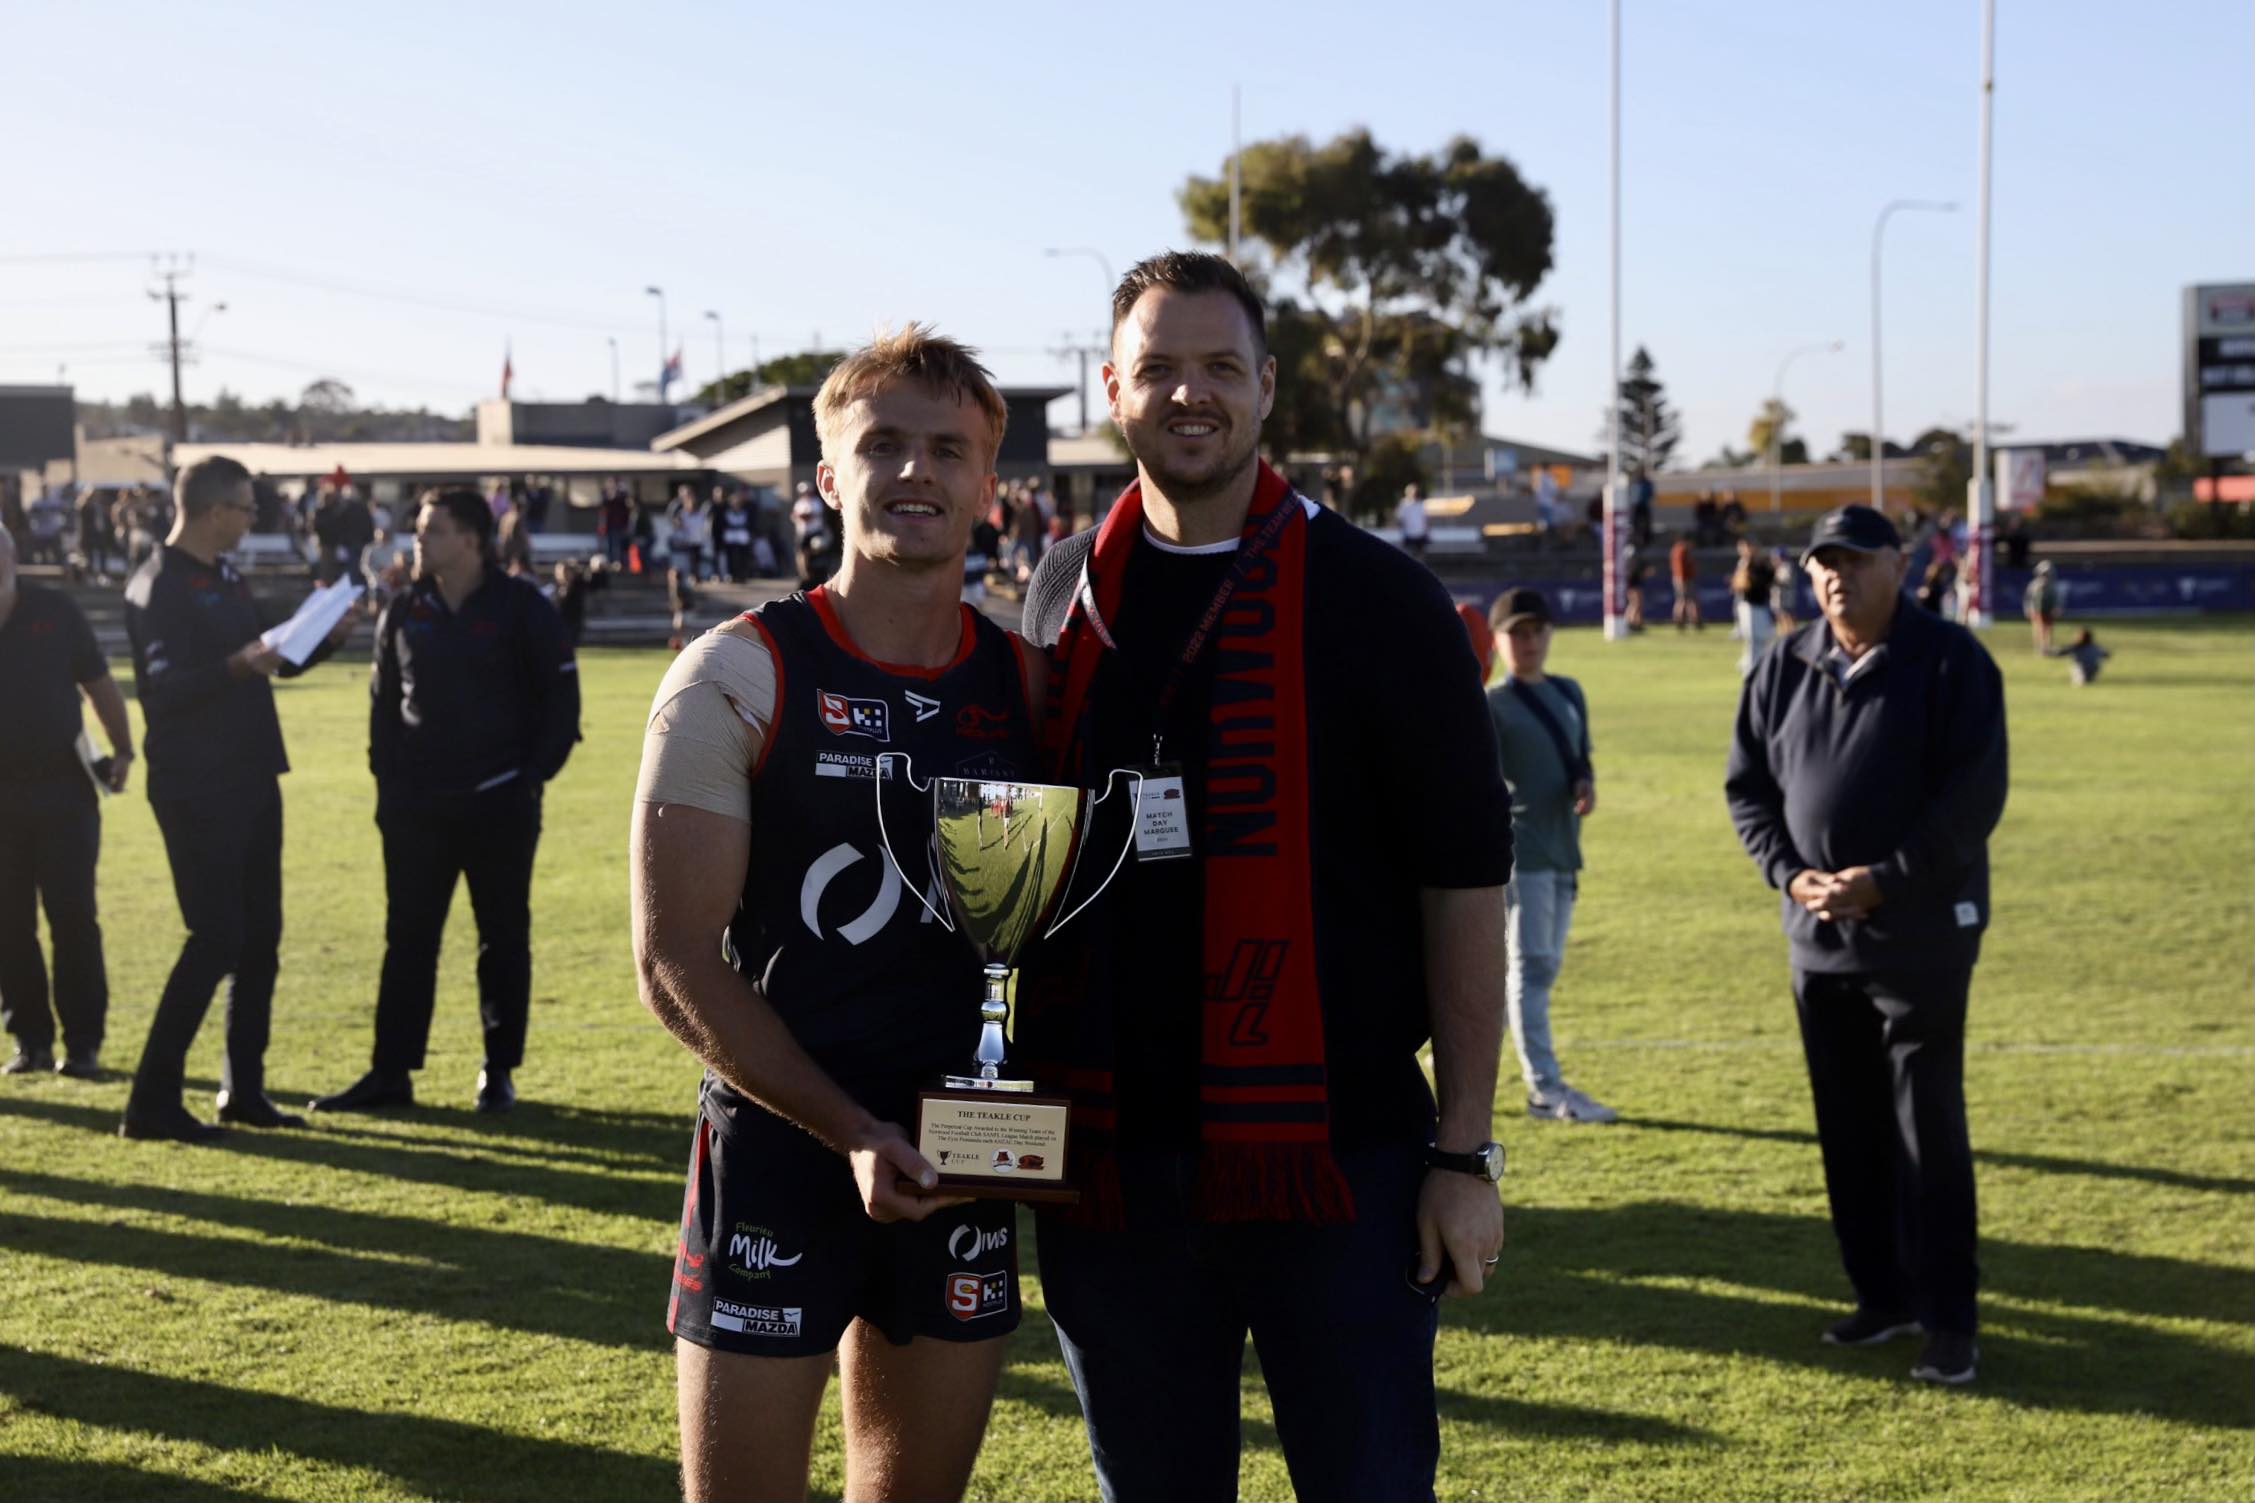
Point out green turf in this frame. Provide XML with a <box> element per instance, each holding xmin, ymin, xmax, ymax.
<box><xmin>2</xmin><ymin>616</ymin><xmax>2248</xmax><ymax>1501</ymax></box>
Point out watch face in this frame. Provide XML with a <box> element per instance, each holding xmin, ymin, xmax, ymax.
<box><xmin>1480</xmin><ymin>1143</ymin><xmax>1506</xmax><ymax>1180</ymax></box>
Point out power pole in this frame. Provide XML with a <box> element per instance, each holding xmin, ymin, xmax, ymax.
<box><xmin>1050</xmin><ymin>331</ymin><xmax>1106</xmax><ymax>433</ymax></box>
<box><xmin>149</xmin><ymin>255</ymin><xmax>193</xmax><ymax>443</ymax></box>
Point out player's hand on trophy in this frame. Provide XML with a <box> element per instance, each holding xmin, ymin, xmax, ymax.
<box><xmin>850</xmin><ymin>1120</ymin><xmax>972</xmax><ymax>1223</ymax></box>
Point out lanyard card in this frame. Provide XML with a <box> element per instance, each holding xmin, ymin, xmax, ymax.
<box><xmin>1131</xmin><ymin>763</ymin><xmax>1194</xmax><ymax>862</ymax></box>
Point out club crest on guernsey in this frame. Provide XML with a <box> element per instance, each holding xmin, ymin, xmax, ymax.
<box><xmin>818</xmin><ymin>689</ymin><xmax>890</xmax><ymax>742</ymax></box>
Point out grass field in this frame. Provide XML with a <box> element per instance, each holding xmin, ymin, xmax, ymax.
<box><xmin>1</xmin><ymin>615</ymin><xmax>2248</xmax><ymax>1502</ymax></box>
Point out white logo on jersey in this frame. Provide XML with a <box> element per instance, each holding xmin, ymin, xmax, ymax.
<box><xmin>799</xmin><ymin>842</ymin><xmax>944</xmax><ymax>944</ymax></box>
<box><xmin>906</xmin><ymin>690</ymin><xmax>942</xmax><ymax>723</ymax></box>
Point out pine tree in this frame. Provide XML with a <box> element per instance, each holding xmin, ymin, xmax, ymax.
<box><xmin>1596</xmin><ymin>346</ymin><xmax>1681</xmax><ymax>472</ymax></box>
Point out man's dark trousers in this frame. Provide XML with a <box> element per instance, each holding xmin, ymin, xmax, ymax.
<box><xmin>0</xmin><ymin>777</ymin><xmax>107</xmax><ymax>1058</ymax></box>
<box><xmin>133</xmin><ymin>780</ymin><xmax>284</xmax><ymax>1104</ymax></box>
<box><xmin>371</xmin><ymin>785</ymin><xmax>541</xmax><ymax>1074</ymax></box>
<box><xmin>1037</xmin><ymin>1144</ymin><xmax>1440</xmax><ymax>1503</ymax></box>
<box><xmin>1794</xmin><ymin>965</ymin><xmax>1979</xmax><ymax>1336</ymax></box>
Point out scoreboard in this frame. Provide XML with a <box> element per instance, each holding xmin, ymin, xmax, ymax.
<box><xmin>2184</xmin><ymin>283</ymin><xmax>2255</xmax><ymax>461</ymax></box>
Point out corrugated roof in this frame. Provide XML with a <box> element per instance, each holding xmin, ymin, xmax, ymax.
<box><xmin>171</xmin><ymin>441</ymin><xmax>699</xmax><ymax>479</ymax></box>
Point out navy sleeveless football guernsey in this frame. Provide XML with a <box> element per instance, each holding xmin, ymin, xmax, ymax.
<box><xmin>709</xmin><ymin>587</ymin><xmax>1038</xmax><ymax>1118</ymax></box>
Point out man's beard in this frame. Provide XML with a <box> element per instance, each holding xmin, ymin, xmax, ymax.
<box><xmin>1122</xmin><ymin>420</ymin><xmax>1260</xmax><ymax>506</ymax></box>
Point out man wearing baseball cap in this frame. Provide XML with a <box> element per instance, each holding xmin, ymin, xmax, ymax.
<box><xmin>1725</xmin><ymin>504</ymin><xmax>2007</xmax><ymax>1385</ymax></box>
<box><xmin>1485</xmin><ymin>587</ymin><xmax>1615</xmax><ymax>1124</ymax></box>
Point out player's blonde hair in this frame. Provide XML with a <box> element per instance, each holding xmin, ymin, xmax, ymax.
<box><xmin>812</xmin><ymin>325</ymin><xmax>1008</xmax><ymax>464</ymax></box>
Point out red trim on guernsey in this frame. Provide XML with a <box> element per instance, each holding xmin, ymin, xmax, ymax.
<box><xmin>739</xmin><ymin>611</ymin><xmax>786</xmax><ymax>783</ymax></box>
<box><xmin>1009</xmin><ymin>633</ymin><xmax>1036</xmax><ymax>722</ymax></box>
<box><xmin>806</xmin><ymin>584</ymin><xmax>974</xmax><ymax>681</ymax></box>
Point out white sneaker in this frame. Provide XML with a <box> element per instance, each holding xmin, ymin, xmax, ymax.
<box><xmin>1527</xmin><ymin>1085</ymin><xmax>1619</xmax><ymax>1124</ymax></box>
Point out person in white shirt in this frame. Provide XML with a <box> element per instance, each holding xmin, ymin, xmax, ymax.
<box><xmin>1395</xmin><ymin>483</ymin><xmax>1430</xmax><ymax>559</ymax></box>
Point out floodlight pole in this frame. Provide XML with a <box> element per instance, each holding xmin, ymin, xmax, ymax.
<box><xmin>1967</xmin><ymin>0</ymin><xmax>1999</xmax><ymax>626</ymax></box>
<box><xmin>1603</xmin><ymin>0</ymin><xmax>1627</xmax><ymax>641</ymax></box>
<box><xmin>645</xmin><ymin>285</ymin><xmax>667</xmax><ymax>401</ymax></box>
<box><xmin>1869</xmin><ymin>199</ymin><xmax>1957</xmax><ymax>511</ymax></box>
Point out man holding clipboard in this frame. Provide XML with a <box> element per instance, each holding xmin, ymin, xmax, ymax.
<box><xmin>120</xmin><ymin>455</ymin><xmax>354</xmax><ymax>1142</ymax></box>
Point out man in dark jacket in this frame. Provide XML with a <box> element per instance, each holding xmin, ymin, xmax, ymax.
<box><xmin>313</xmin><ymin>487</ymin><xmax>580</xmax><ymax>1116</ymax></box>
<box><xmin>1726</xmin><ymin>504</ymin><xmax>2007</xmax><ymax>1386</ymax></box>
<box><xmin>121</xmin><ymin>456</ymin><xmax>353</xmax><ymax>1142</ymax></box>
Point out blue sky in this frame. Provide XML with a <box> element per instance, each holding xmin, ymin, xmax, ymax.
<box><xmin>4</xmin><ymin>0</ymin><xmax>2247</xmax><ymax>462</ymax></box>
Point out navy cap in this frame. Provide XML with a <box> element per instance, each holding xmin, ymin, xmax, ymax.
<box><xmin>1802</xmin><ymin>504</ymin><xmax>1902</xmax><ymax>566</ymax></box>
<box><xmin>1489</xmin><ymin>586</ymin><xmax>1553</xmax><ymax>631</ymax></box>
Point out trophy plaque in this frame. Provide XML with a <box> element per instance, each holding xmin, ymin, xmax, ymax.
<box><xmin>876</xmin><ymin>758</ymin><xmax>1139</xmax><ymax>1203</ymax></box>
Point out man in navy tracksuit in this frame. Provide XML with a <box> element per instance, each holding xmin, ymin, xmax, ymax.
<box><xmin>1726</xmin><ymin>504</ymin><xmax>2007</xmax><ymax>1387</ymax></box>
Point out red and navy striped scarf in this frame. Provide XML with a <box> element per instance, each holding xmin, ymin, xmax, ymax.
<box><xmin>1035</xmin><ymin>460</ymin><xmax>1354</xmax><ymax>1225</ymax></box>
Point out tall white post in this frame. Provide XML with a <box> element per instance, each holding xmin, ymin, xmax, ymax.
<box><xmin>1869</xmin><ymin>199</ymin><xmax>1958</xmax><ymax>512</ymax></box>
<box><xmin>1603</xmin><ymin>0</ymin><xmax>1627</xmax><ymax>640</ymax></box>
<box><xmin>1229</xmin><ymin>85</ymin><xmax>1242</xmax><ymax>264</ymax></box>
<box><xmin>1967</xmin><ymin>0</ymin><xmax>1998</xmax><ymax>626</ymax></box>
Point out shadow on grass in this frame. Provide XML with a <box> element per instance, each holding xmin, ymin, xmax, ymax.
<box><xmin>0</xmin><ymin>1454</ymin><xmax>256</xmax><ymax>1503</ymax></box>
<box><xmin>1</xmin><ymin>1165</ymin><xmax>669</xmax><ymax>1354</ymax></box>
<box><xmin>0</xmin><ymin>1345</ymin><xmax>675</xmax><ymax>1502</ymax></box>
<box><xmin>1632</xmin><ymin>1114</ymin><xmax>2255</xmax><ymax>1197</ymax></box>
<box><xmin>0</xmin><ymin>1093</ymin><xmax>678</xmax><ymax>1221</ymax></box>
<box><xmin>1464</xmin><ymin>1201</ymin><xmax>2255</xmax><ymax>1431</ymax></box>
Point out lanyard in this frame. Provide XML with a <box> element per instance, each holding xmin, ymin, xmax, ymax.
<box><xmin>1074</xmin><ymin>494</ymin><xmax>1299</xmax><ymax>766</ymax></box>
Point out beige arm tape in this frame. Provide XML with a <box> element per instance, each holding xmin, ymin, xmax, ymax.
<box><xmin>633</xmin><ymin>626</ymin><xmax>779</xmax><ymax>822</ymax></box>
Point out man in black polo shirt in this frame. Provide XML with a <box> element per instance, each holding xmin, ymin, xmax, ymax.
<box><xmin>122</xmin><ymin>455</ymin><xmax>353</xmax><ymax>1143</ymax></box>
<box><xmin>312</xmin><ymin>487</ymin><xmax>579</xmax><ymax>1116</ymax></box>
<box><xmin>1022</xmin><ymin>252</ymin><xmax>1513</xmax><ymax>1503</ymax></box>
<box><xmin>0</xmin><ymin>529</ymin><xmax>134</xmax><ymax>1078</ymax></box>
<box><xmin>1727</xmin><ymin>504</ymin><xmax>2008</xmax><ymax>1387</ymax></box>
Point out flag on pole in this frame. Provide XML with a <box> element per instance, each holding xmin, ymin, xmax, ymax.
<box><xmin>660</xmin><ymin>344</ymin><xmax>684</xmax><ymax>395</ymax></box>
<box><xmin>501</xmin><ymin>340</ymin><xmax>514</xmax><ymax>400</ymax></box>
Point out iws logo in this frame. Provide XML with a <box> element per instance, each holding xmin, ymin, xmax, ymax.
<box><xmin>945</xmin><ymin>1270</ymin><xmax>1010</xmax><ymax>1322</ymax></box>
<box><xmin>799</xmin><ymin>842</ymin><xmax>943</xmax><ymax>945</ymax></box>
<box><xmin>819</xmin><ymin>689</ymin><xmax>890</xmax><ymax>742</ymax></box>
<box><xmin>726</xmin><ymin>1223</ymin><xmax>802</xmax><ymax>1280</ymax></box>
<box><xmin>948</xmin><ymin>1223</ymin><xmax>1010</xmax><ymax>1263</ymax></box>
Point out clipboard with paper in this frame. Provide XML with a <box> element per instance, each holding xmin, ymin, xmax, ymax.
<box><xmin>259</xmin><ymin>578</ymin><xmax>362</xmax><ymax>666</ymax></box>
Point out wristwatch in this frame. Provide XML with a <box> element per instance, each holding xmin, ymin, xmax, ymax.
<box><xmin>1424</xmin><ymin>1141</ymin><xmax>1506</xmax><ymax>1182</ymax></box>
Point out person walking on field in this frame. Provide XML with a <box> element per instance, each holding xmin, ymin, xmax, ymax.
<box><xmin>313</xmin><ymin>488</ymin><xmax>580</xmax><ymax>1118</ymax></box>
<box><xmin>1726</xmin><ymin>503</ymin><xmax>2007</xmax><ymax>1387</ymax></box>
<box><xmin>1670</xmin><ymin>531</ymin><xmax>1702</xmax><ymax>630</ymax></box>
<box><xmin>1730</xmin><ymin>537</ymin><xmax>1777</xmax><ymax>677</ymax></box>
<box><xmin>1395</xmin><ymin>480</ymin><xmax>1431</xmax><ymax>559</ymax></box>
<box><xmin>2022</xmin><ymin>560</ymin><xmax>2059</xmax><ymax>655</ymax></box>
<box><xmin>1486</xmin><ymin>586</ymin><xmax>1616</xmax><ymax>1124</ymax></box>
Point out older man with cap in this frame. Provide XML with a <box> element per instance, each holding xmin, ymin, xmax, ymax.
<box><xmin>1725</xmin><ymin>503</ymin><xmax>2007</xmax><ymax>1386</ymax></box>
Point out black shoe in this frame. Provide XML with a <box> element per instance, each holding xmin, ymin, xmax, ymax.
<box><xmin>1822</xmin><ymin>1307</ymin><xmax>1921</xmax><ymax>1347</ymax></box>
<box><xmin>55</xmin><ymin>1051</ymin><xmax>101</xmax><ymax>1080</ymax></box>
<box><xmin>1910</xmin><ymin>1332</ymin><xmax>1979</xmax><ymax>1385</ymax></box>
<box><xmin>119</xmin><ymin>1101</ymin><xmax>229</xmax><ymax>1144</ymax></box>
<box><xmin>474</xmin><ymin>1067</ymin><xmax>515</xmax><ymax>1115</ymax></box>
<box><xmin>309</xmin><ymin>1069</ymin><xmax>415</xmax><ymax>1113</ymax></box>
<box><xmin>216</xmin><ymin>1089</ymin><xmax>308</xmax><ymax>1129</ymax></box>
<box><xmin>4</xmin><ymin>1046</ymin><xmax>55</xmax><ymax>1075</ymax></box>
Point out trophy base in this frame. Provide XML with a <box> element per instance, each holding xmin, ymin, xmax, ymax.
<box><xmin>912</xmin><ymin>1084</ymin><xmax>1076</xmax><ymax>1205</ymax></box>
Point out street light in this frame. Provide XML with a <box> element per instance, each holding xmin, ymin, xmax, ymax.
<box><xmin>1043</xmin><ymin>245</ymin><xmax>1115</xmax><ymax>294</ymax></box>
<box><xmin>644</xmin><ymin>285</ymin><xmax>667</xmax><ymax>400</ymax></box>
<box><xmin>1869</xmin><ymin>198</ymin><xmax>1957</xmax><ymax>509</ymax></box>
<box><xmin>606</xmin><ymin>336</ymin><xmax>620</xmax><ymax>403</ymax></box>
<box><xmin>703</xmin><ymin>310</ymin><xmax>725</xmax><ymax>400</ymax></box>
<box><xmin>1770</xmin><ymin>339</ymin><xmax>1844</xmax><ymax>513</ymax></box>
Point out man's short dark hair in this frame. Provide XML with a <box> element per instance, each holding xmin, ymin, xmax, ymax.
<box><xmin>1110</xmin><ymin>251</ymin><xmax>1268</xmax><ymax>358</ymax></box>
<box><xmin>419</xmin><ymin>486</ymin><xmax>495</xmax><ymax>553</ymax></box>
<box><xmin>175</xmin><ymin>455</ymin><xmax>252</xmax><ymax>518</ymax></box>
